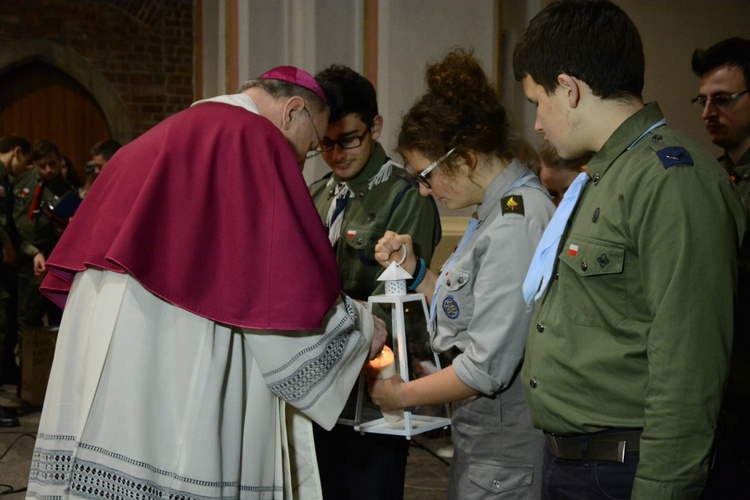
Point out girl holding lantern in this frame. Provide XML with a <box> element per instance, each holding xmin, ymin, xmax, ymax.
<box><xmin>371</xmin><ymin>49</ymin><xmax>554</xmax><ymax>498</ymax></box>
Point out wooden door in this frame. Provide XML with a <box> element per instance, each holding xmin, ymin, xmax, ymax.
<box><xmin>0</xmin><ymin>61</ymin><xmax>111</xmax><ymax>183</ymax></box>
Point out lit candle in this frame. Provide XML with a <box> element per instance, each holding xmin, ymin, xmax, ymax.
<box><xmin>368</xmin><ymin>345</ymin><xmax>404</xmax><ymax>424</ymax></box>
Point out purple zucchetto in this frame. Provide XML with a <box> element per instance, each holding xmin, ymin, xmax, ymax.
<box><xmin>258</xmin><ymin>66</ymin><xmax>327</xmax><ymax>104</ymax></box>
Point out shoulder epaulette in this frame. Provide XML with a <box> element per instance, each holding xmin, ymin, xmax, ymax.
<box><xmin>647</xmin><ymin>133</ymin><xmax>694</xmax><ymax>169</ymax></box>
<box><xmin>655</xmin><ymin>146</ymin><xmax>694</xmax><ymax>169</ymax></box>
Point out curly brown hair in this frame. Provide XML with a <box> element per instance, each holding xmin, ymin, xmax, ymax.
<box><xmin>398</xmin><ymin>48</ymin><xmax>536</xmax><ymax>179</ymax></box>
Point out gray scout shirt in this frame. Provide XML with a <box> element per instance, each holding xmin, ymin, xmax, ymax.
<box><xmin>431</xmin><ymin>159</ymin><xmax>555</xmax><ymax>395</ymax></box>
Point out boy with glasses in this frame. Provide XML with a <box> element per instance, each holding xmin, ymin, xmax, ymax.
<box><xmin>309</xmin><ymin>64</ymin><xmax>441</xmax><ymax>500</ymax></box>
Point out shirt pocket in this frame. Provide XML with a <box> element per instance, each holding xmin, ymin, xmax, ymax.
<box><xmin>343</xmin><ymin>225</ymin><xmax>383</xmax><ymax>266</ymax></box>
<box><xmin>557</xmin><ymin>235</ymin><xmax>626</xmax><ymax>327</ymax></box>
<box><xmin>438</xmin><ymin>266</ymin><xmax>472</xmax><ymax>327</ymax></box>
<box><xmin>467</xmin><ymin>460</ymin><xmax>534</xmax><ymax>497</ymax></box>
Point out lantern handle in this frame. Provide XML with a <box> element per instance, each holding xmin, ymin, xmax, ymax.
<box><xmin>387</xmin><ymin>245</ymin><xmax>407</xmax><ymax>267</ymax></box>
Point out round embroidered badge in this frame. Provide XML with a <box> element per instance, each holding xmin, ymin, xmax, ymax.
<box><xmin>442</xmin><ymin>296</ymin><xmax>459</xmax><ymax>319</ymax></box>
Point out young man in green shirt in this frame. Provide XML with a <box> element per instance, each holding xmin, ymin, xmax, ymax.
<box><xmin>13</xmin><ymin>140</ymin><xmax>77</xmax><ymax>330</ymax></box>
<box><xmin>310</xmin><ymin>64</ymin><xmax>441</xmax><ymax>500</ymax></box>
<box><xmin>0</xmin><ymin>135</ymin><xmax>31</xmax><ymax>427</ymax></box>
<box><xmin>514</xmin><ymin>1</ymin><xmax>746</xmax><ymax>498</ymax></box>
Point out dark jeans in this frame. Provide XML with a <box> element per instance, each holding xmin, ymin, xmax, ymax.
<box><xmin>0</xmin><ymin>266</ymin><xmax>19</xmax><ymax>385</ymax></box>
<box><xmin>701</xmin><ymin>406</ymin><xmax>750</xmax><ymax>499</ymax></box>
<box><xmin>313</xmin><ymin>421</ymin><xmax>410</xmax><ymax>500</ymax></box>
<box><xmin>542</xmin><ymin>443</ymin><xmax>638</xmax><ymax>500</ymax></box>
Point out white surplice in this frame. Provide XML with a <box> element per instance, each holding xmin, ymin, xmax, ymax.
<box><xmin>27</xmin><ymin>269</ymin><xmax>373</xmax><ymax>499</ymax></box>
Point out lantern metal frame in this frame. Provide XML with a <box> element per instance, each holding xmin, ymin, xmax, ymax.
<box><xmin>355</xmin><ymin>292</ymin><xmax>451</xmax><ymax>437</ymax></box>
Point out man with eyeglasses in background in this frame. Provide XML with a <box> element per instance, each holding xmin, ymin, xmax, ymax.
<box><xmin>692</xmin><ymin>37</ymin><xmax>750</xmax><ymax>202</ymax></box>
<box><xmin>692</xmin><ymin>37</ymin><xmax>750</xmax><ymax>499</ymax></box>
<box><xmin>309</xmin><ymin>64</ymin><xmax>441</xmax><ymax>500</ymax></box>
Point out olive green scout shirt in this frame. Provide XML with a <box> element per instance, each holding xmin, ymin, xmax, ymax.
<box><xmin>0</xmin><ymin>160</ymin><xmax>14</xmax><ymax>246</ymax></box>
<box><xmin>722</xmin><ymin>148</ymin><xmax>750</xmax><ymax>208</ymax></box>
<box><xmin>523</xmin><ymin>103</ymin><xmax>746</xmax><ymax>499</ymax></box>
<box><xmin>310</xmin><ymin>143</ymin><xmax>441</xmax><ymax>302</ymax></box>
<box><xmin>721</xmin><ymin>148</ymin><xmax>750</xmax><ymax>405</ymax></box>
<box><xmin>13</xmin><ymin>168</ymin><xmax>76</xmax><ymax>258</ymax></box>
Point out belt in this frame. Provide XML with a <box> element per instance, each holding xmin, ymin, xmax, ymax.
<box><xmin>545</xmin><ymin>429</ymin><xmax>642</xmax><ymax>463</ymax></box>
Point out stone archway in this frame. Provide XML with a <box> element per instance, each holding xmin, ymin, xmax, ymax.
<box><xmin>0</xmin><ymin>38</ymin><xmax>134</xmax><ymax>143</ymax></box>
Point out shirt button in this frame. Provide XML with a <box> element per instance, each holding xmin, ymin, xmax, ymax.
<box><xmin>652</xmin><ymin>134</ymin><xmax>663</xmax><ymax>142</ymax></box>
<box><xmin>529</xmin><ymin>379</ymin><xmax>538</xmax><ymax>388</ymax></box>
<box><xmin>457</xmin><ymin>277</ymin><xmax>465</xmax><ymax>284</ymax></box>
<box><xmin>580</xmin><ymin>260</ymin><xmax>588</xmax><ymax>271</ymax></box>
<box><xmin>492</xmin><ymin>479</ymin><xmax>501</xmax><ymax>490</ymax></box>
<box><xmin>536</xmin><ymin>323</ymin><xmax>545</xmax><ymax>333</ymax></box>
<box><xmin>554</xmin><ymin>272</ymin><xmax>559</xmax><ymax>280</ymax></box>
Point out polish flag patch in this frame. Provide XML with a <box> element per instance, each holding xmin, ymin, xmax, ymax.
<box><xmin>346</xmin><ymin>229</ymin><xmax>357</xmax><ymax>239</ymax></box>
<box><xmin>568</xmin><ymin>244</ymin><xmax>579</xmax><ymax>256</ymax></box>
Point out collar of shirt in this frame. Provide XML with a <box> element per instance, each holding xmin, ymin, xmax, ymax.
<box><xmin>721</xmin><ymin>147</ymin><xmax>750</xmax><ymax>173</ymax></box>
<box><xmin>477</xmin><ymin>158</ymin><xmax>543</xmax><ymax>222</ymax></box>
<box><xmin>586</xmin><ymin>102</ymin><xmax>665</xmax><ymax>184</ymax></box>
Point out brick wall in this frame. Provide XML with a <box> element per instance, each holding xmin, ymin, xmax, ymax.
<box><xmin>0</xmin><ymin>0</ymin><xmax>194</xmax><ymax>137</ymax></box>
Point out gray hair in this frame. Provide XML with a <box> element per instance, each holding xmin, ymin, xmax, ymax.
<box><xmin>239</xmin><ymin>78</ymin><xmax>327</xmax><ymax>113</ymax></box>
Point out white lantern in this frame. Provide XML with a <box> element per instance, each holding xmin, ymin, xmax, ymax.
<box><xmin>347</xmin><ymin>249</ymin><xmax>451</xmax><ymax>438</ymax></box>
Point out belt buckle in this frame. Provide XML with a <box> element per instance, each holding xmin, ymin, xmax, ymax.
<box><xmin>593</xmin><ymin>439</ymin><xmax>627</xmax><ymax>463</ymax></box>
<box><xmin>615</xmin><ymin>440</ymin><xmax>627</xmax><ymax>463</ymax></box>
<box><xmin>548</xmin><ymin>435</ymin><xmax>563</xmax><ymax>457</ymax></box>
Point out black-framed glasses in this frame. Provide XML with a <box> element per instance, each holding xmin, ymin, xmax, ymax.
<box><xmin>320</xmin><ymin>129</ymin><xmax>370</xmax><ymax>152</ymax></box>
<box><xmin>302</xmin><ymin>107</ymin><xmax>324</xmax><ymax>159</ymax></box>
<box><xmin>691</xmin><ymin>90</ymin><xmax>749</xmax><ymax>109</ymax></box>
<box><xmin>406</xmin><ymin>148</ymin><xmax>456</xmax><ymax>189</ymax></box>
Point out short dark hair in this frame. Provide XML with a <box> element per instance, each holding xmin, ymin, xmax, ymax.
<box><xmin>0</xmin><ymin>135</ymin><xmax>32</xmax><ymax>155</ymax></box>
<box><xmin>31</xmin><ymin>139</ymin><xmax>61</xmax><ymax>162</ymax></box>
<box><xmin>90</xmin><ymin>139</ymin><xmax>122</xmax><ymax>161</ymax></box>
<box><xmin>692</xmin><ymin>37</ymin><xmax>750</xmax><ymax>89</ymax></box>
<box><xmin>398</xmin><ymin>48</ymin><xmax>537</xmax><ymax>176</ymax></box>
<box><xmin>314</xmin><ymin>65</ymin><xmax>379</xmax><ymax>125</ymax></box>
<box><xmin>513</xmin><ymin>0</ymin><xmax>644</xmax><ymax>100</ymax></box>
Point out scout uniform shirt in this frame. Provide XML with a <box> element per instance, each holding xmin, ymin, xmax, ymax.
<box><xmin>0</xmin><ymin>160</ymin><xmax>16</xmax><ymax>248</ymax></box>
<box><xmin>0</xmin><ymin>160</ymin><xmax>15</xmax><ymax>306</ymax></box>
<box><xmin>721</xmin><ymin>148</ymin><xmax>750</xmax><ymax>408</ymax></box>
<box><xmin>432</xmin><ymin>159</ymin><xmax>554</xmax><ymax>395</ymax></box>
<box><xmin>722</xmin><ymin>147</ymin><xmax>750</xmax><ymax>208</ymax></box>
<box><xmin>13</xmin><ymin>167</ymin><xmax>76</xmax><ymax>258</ymax></box>
<box><xmin>523</xmin><ymin>103</ymin><xmax>746</xmax><ymax>498</ymax></box>
<box><xmin>310</xmin><ymin>142</ymin><xmax>441</xmax><ymax>302</ymax></box>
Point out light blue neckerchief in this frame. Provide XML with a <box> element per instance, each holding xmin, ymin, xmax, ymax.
<box><xmin>429</xmin><ymin>165</ymin><xmax>539</xmax><ymax>331</ymax></box>
<box><xmin>522</xmin><ymin>118</ymin><xmax>667</xmax><ymax>306</ymax></box>
<box><xmin>522</xmin><ymin>172</ymin><xmax>588</xmax><ymax>304</ymax></box>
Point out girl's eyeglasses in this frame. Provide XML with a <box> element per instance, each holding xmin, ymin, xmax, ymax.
<box><xmin>406</xmin><ymin>148</ymin><xmax>456</xmax><ymax>189</ymax></box>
